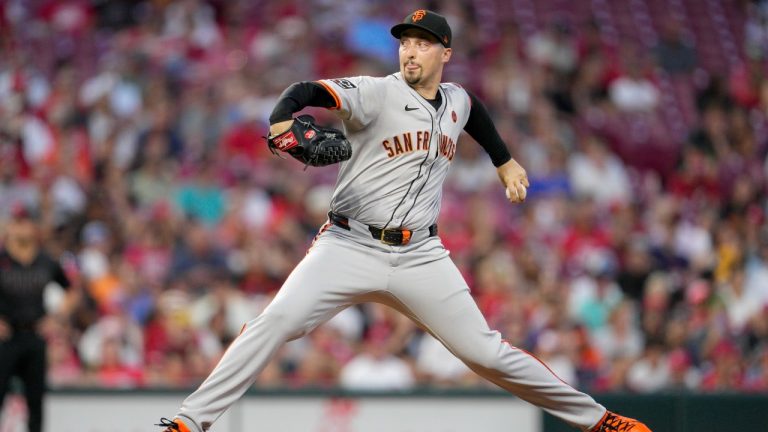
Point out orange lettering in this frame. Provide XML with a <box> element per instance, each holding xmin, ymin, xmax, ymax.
<box><xmin>382</xmin><ymin>140</ymin><xmax>394</xmax><ymax>157</ymax></box>
<box><xmin>394</xmin><ymin>135</ymin><xmax>404</xmax><ymax>155</ymax></box>
<box><xmin>403</xmin><ymin>133</ymin><xmax>413</xmax><ymax>152</ymax></box>
<box><xmin>439</xmin><ymin>134</ymin><xmax>448</xmax><ymax>156</ymax></box>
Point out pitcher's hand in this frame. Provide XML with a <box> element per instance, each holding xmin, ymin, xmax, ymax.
<box><xmin>497</xmin><ymin>158</ymin><xmax>529</xmax><ymax>203</ymax></box>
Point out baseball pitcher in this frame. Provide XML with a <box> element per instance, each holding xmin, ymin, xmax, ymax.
<box><xmin>157</xmin><ymin>10</ymin><xmax>652</xmax><ymax>432</ymax></box>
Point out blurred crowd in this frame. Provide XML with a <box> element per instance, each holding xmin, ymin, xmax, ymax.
<box><xmin>1</xmin><ymin>0</ymin><xmax>768</xmax><ymax>394</ymax></box>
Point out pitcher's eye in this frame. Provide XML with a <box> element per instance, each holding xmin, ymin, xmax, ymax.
<box><xmin>400</xmin><ymin>39</ymin><xmax>432</xmax><ymax>51</ymax></box>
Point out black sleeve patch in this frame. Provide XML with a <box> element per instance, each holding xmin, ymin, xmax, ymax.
<box><xmin>331</xmin><ymin>79</ymin><xmax>357</xmax><ymax>89</ymax></box>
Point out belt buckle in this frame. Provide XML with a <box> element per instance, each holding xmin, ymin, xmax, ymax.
<box><xmin>380</xmin><ymin>228</ymin><xmax>412</xmax><ymax>246</ymax></box>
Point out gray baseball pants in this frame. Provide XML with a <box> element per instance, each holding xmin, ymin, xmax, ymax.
<box><xmin>174</xmin><ymin>218</ymin><xmax>606</xmax><ymax>431</ymax></box>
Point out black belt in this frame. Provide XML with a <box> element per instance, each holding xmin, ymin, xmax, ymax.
<box><xmin>328</xmin><ymin>211</ymin><xmax>437</xmax><ymax>246</ymax></box>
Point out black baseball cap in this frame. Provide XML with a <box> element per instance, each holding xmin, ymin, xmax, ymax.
<box><xmin>391</xmin><ymin>10</ymin><xmax>452</xmax><ymax>48</ymax></box>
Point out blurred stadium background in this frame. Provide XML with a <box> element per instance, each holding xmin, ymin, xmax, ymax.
<box><xmin>1</xmin><ymin>0</ymin><xmax>768</xmax><ymax>431</ymax></box>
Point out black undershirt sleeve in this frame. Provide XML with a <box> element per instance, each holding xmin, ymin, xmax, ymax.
<box><xmin>463</xmin><ymin>91</ymin><xmax>512</xmax><ymax>167</ymax></box>
<box><xmin>269</xmin><ymin>81</ymin><xmax>337</xmax><ymax>125</ymax></box>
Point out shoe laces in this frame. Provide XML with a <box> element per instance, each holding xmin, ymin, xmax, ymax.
<box><xmin>155</xmin><ymin>418</ymin><xmax>181</xmax><ymax>432</ymax></box>
<box><xmin>597</xmin><ymin>412</ymin><xmax>634</xmax><ymax>432</ymax></box>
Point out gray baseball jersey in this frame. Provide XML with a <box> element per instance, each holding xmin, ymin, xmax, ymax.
<box><xmin>170</xmin><ymin>73</ymin><xmax>607</xmax><ymax>432</ymax></box>
<box><xmin>319</xmin><ymin>72</ymin><xmax>468</xmax><ymax>230</ymax></box>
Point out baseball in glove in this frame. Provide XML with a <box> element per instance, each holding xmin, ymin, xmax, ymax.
<box><xmin>267</xmin><ymin>115</ymin><xmax>352</xmax><ymax>167</ymax></box>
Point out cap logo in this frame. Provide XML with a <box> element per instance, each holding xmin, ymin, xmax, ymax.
<box><xmin>443</xmin><ymin>35</ymin><xmax>449</xmax><ymax>44</ymax></box>
<box><xmin>412</xmin><ymin>10</ymin><xmax>426</xmax><ymax>22</ymax></box>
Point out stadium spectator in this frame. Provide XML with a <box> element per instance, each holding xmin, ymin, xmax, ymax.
<box><xmin>654</xmin><ymin>19</ymin><xmax>697</xmax><ymax>75</ymax></box>
<box><xmin>609</xmin><ymin>55</ymin><xmax>660</xmax><ymax>112</ymax></box>
<box><xmin>626</xmin><ymin>341</ymin><xmax>670</xmax><ymax>393</ymax></box>
<box><xmin>339</xmin><ymin>325</ymin><xmax>415</xmax><ymax>391</ymax></box>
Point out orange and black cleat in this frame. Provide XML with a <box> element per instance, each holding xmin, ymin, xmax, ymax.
<box><xmin>591</xmin><ymin>411</ymin><xmax>652</xmax><ymax>432</ymax></box>
<box><xmin>155</xmin><ymin>417</ymin><xmax>192</xmax><ymax>432</ymax></box>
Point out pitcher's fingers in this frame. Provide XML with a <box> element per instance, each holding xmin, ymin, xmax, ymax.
<box><xmin>516</xmin><ymin>182</ymin><xmax>528</xmax><ymax>201</ymax></box>
<box><xmin>505</xmin><ymin>187</ymin><xmax>519</xmax><ymax>202</ymax></box>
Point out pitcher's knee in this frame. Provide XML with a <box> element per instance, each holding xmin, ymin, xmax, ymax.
<box><xmin>246</xmin><ymin>309</ymin><xmax>307</xmax><ymax>340</ymax></box>
<box><xmin>458</xmin><ymin>345</ymin><xmax>504</xmax><ymax>372</ymax></box>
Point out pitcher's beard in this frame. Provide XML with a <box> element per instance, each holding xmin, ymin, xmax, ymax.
<box><xmin>404</xmin><ymin>70</ymin><xmax>422</xmax><ymax>85</ymax></box>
